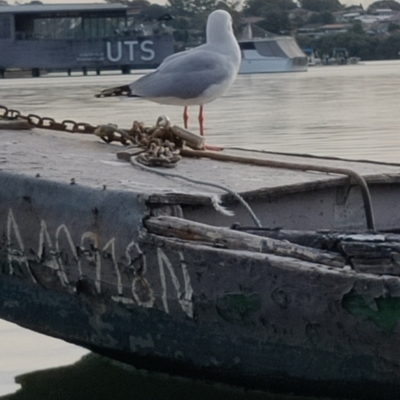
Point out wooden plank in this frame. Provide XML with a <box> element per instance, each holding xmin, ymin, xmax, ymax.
<box><xmin>351</xmin><ymin>256</ymin><xmax>400</xmax><ymax>275</ymax></box>
<box><xmin>144</xmin><ymin>216</ymin><xmax>346</xmax><ymax>268</ymax></box>
<box><xmin>238</xmin><ymin>228</ymin><xmax>400</xmax><ymax>275</ymax></box>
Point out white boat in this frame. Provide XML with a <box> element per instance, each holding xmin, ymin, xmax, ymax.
<box><xmin>302</xmin><ymin>47</ymin><xmax>322</xmax><ymax>66</ymax></box>
<box><xmin>239</xmin><ymin>36</ymin><xmax>308</xmax><ymax>74</ymax></box>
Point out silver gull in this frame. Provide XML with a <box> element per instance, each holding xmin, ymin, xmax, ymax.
<box><xmin>95</xmin><ymin>9</ymin><xmax>241</xmax><ymax>138</ymax></box>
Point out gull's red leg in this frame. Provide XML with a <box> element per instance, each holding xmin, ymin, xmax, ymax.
<box><xmin>198</xmin><ymin>105</ymin><xmax>204</xmax><ymax>136</ymax></box>
<box><xmin>183</xmin><ymin>106</ymin><xmax>189</xmax><ymax>129</ymax></box>
<box><xmin>198</xmin><ymin>105</ymin><xmax>223</xmax><ymax>151</ymax></box>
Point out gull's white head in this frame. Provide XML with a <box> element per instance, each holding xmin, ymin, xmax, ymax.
<box><xmin>206</xmin><ymin>9</ymin><xmax>235</xmax><ymax>44</ymax></box>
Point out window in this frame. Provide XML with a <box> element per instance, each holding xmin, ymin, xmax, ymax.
<box><xmin>0</xmin><ymin>15</ymin><xmax>11</xmax><ymax>39</ymax></box>
<box><xmin>14</xmin><ymin>14</ymin><xmax>126</xmax><ymax>40</ymax></box>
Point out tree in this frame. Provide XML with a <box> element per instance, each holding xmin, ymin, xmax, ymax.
<box><xmin>388</xmin><ymin>22</ymin><xmax>400</xmax><ymax>32</ymax></box>
<box><xmin>105</xmin><ymin>0</ymin><xmax>151</xmax><ymax>6</ymax></box>
<box><xmin>242</xmin><ymin>0</ymin><xmax>295</xmax><ymax>34</ymax></box>
<box><xmin>321</xmin><ymin>12</ymin><xmax>335</xmax><ymax>24</ymax></box>
<box><xmin>367</xmin><ymin>0</ymin><xmax>400</xmax><ymax>12</ymax></box>
<box><xmin>258</xmin><ymin>9</ymin><xmax>291</xmax><ymax>34</ymax></box>
<box><xmin>299</xmin><ymin>0</ymin><xmax>342</xmax><ymax>12</ymax></box>
<box><xmin>376</xmin><ymin>34</ymin><xmax>400</xmax><ymax>59</ymax></box>
<box><xmin>166</xmin><ymin>0</ymin><xmax>240</xmax><ymax>46</ymax></box>
<box><xmin>307</xmin><ymin>13</ymin><xmax>323</xmax><ymax>23</ymax></box>
<box><xmin>243</xmin><ymin>0</ymin><xmax>297</xmax><ymax>16</ymax></box>
<box><xmin>167</xmin><ymin>0</ymin><xmax>217</xmax><ymax>16</ymax></box>
<box><xmin>350</xmin><ymin>20</ymin><xmax>364</xmax><ymax>34</ymax></box>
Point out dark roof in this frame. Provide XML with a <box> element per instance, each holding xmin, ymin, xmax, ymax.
<box><xmin>0</xmin><ymin>3</ymin><xmax>127</xmax><ymax>14</ymax></box>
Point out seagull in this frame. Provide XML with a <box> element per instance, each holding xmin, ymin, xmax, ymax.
<box><xmin>95</xmin><ymin>9</ymin><xmax>241</xmax><ymax>137</ymax></box>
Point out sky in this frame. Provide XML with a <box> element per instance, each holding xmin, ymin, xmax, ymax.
<box><xmin>12</xmin><ymin>0</ymin><xmax>381</xmax><ymax>8</ymax></box>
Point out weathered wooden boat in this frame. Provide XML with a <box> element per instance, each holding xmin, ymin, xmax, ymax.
<box><xmin>1</xmin><ymin>123</ymin><xmax>400</xmax><ymax>399</ymax></box>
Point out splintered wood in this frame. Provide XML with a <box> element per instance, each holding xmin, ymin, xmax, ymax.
<box><xmin>144</xmin><ymin>216</ymin><xmax>346</xmax><ymax>268</ymax></box>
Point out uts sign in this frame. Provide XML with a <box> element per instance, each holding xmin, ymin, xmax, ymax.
<box><xmin>106</xmin><ymin>40</ymin><xmax>155</xmax><ymax>62</ymax></box>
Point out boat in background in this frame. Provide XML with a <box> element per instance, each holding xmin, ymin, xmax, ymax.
<box><xmin>302</xmin><ymin>47</ymin><xmax>322</xmax><ymax>66</ymax></box>
<box><xmin>239</xmin><ymin>36</ymin><xmax>308</xmax><ymax>74</ymax></box>
<box><xmin>238</xmin><ymin>20</ymin><xmax>307</xmax><ymax>74</ymax></box>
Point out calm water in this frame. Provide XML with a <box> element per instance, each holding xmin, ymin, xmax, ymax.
<box><xmin>1</xmin><ymin>60</ymin><xmax>400</xmax><ymax>398</ymax></box>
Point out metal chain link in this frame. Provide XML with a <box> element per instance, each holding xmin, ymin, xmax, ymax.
<box><xmin>0</xmin><ymin>104</ymin><xmax>183</xmax><ymax>167</ymax></box>
<box><xmin>0</xmin><ymin>104</ymin><xmax>97</xmax><ymax>134</ymax></box>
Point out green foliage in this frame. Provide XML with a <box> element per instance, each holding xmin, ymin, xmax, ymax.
<box><xmin>244</xmin><ymin>0</ymin><xmax>297</xmax><ymax>15</ymax></box>
<box><xmin>307</xmin><ymin>13</ymin><xmax>323</xmax><ymax>23</ymax></box>
<box><xmin>321</xmin><ymin>12</ymin><xmax>335</xmax><ymax>24</ymax></box>
<box><xmin>376</xmin><ymin>33</ymin><xmax>400</xmax><ymax>59</ymax></box>
<box><xmin>299</xmin><ymin>0</ymin><xmax>342</xmax><ymax>12</ymax></box>
<box><xmin>166</xmin><ymin>0</ymin><xmax>240</xmax><ymax>46</ymax></box>
<box><xmin>258</xmin><ymin>9</ymin><xmax>291</xmax><ymax>33</ymax></box>
<box><xmin>167</xmin><ymin>0</ymin><xmax>217</xmax><ymax>16</ymax></box>
<box><xmin>350</xmin><ymin>20</ymin><xmax>364</xmax><ymax>34</ymax></box>
<box><xmin>306</xmin><ymin>12</ymin><xmax>336</xmax><ymax>25</ymax></box>
<box><xmin>388</xmin><ymin>22</ymin><xmax>400</xmax><ymax>32</ymax></box>
<box><xmin>367</xmin><ymin>0</ymin><xmax>400</xmax><ymax>12</ymax></box>
<box><xmin>308</xmin><ymin>32</ymin><xmax>382</xmax><ymax>60</ymax></box>
<box><xmin>105</xmin><ymin>0</ymin><xmax>151</xmax><ymax>6</ymax></box>
<box><xmin>243</xmin><ymin>0</ymin><xmax>295</xmax><ymax>34</ymax></box>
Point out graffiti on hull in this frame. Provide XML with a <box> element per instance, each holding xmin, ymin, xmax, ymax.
<box><xmin>3</xmin><ymin>209</ymin><xmax>193</xmax><ymax>318</ymax></box>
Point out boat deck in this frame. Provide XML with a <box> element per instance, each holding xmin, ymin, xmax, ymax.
<box><xmin>3</xmin><ymin>127</ymin><xmax>400</xmax><ymax>231</ymax></box>
<box><xmin>2</xmin><ymin>127</ymin><xmax>400</xmax><ymax>202</ymax></box>
<box><xmin>2</xmin><ymin>127</ymin><xmax>400</xmax><ymax>400</ymax></box>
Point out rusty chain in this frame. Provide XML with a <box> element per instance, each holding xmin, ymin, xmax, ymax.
<box><xmin>0</xmin><ymin>104</ymin><xmax>97</xmax><ymax>134</ymax></box>
<box><xmin>0</xmin><ymin>105</ymin><xmax>182</xmax><ymax>167</ymax></box>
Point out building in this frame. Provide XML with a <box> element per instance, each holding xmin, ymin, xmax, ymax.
<box><xmin>0</xmin><ymin>3</ymin><xmax>174</xmax><ymax>77</ymax></box>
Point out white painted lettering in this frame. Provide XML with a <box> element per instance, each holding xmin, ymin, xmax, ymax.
<box><xmin>124</xmin><ymin>40</ymin><xmax>138</xmax><ymax>61</ymax></box>
<box><xmin>157</xmin><ymin>248</ymin><xmax>193</xmax><ymax>317</ymax></box>
<box><xmin>55</xmin><ymin>224</ymin><xmax>75</xmax><ymax>286</ymax></box>
<box><xmin>79</xmin><ymin>231</ymin><xmax>99</xmax><ymax>279</ymax></box>
<box><xmin>102</xmin><ymin>238</ymin><xmax>122</xmax><ymax>295</ymax></box>
<box><xmin>106</xmin><ymin>42</ymin><xmax>122</xmax><ymax>62</ymax></box>
<box><xmin>7</xmin><ymin>210</ymin><xmax>36</xmax><ymax>283</ymax></box>
<box><xmin>179</xmin><ymin>251</ymin><xmax>193</xmax><ymax>318</ymax></box>
<box><xmin>39</xmin><ymin>220</ymin><xmax>67</xmax><ymax>286</ymax></box>
<box><xmin>2</xmin><ymin>209</ymin><xmax>193</xmax><ymax>318</ymax></box>
<box><xmin>140</xmin><ymin>40</ymin><xmax>155</xmax><ymax>61</ymax></box>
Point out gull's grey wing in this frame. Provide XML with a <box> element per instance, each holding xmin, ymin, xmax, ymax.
<box><xmin>129</xmin><ymin>48</ymin><xmax>234</xmax><ymax>100</ymax></box>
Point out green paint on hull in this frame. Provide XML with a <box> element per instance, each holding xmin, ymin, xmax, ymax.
<box><xmin>342</xmin><ymin>290</ymin><xmax>400</xmax><ymax>333</ymax></box>
<box><xmin>216</xmin><ymin>293</ymin><xmax>262</xmax><ymax>324</ymax></box>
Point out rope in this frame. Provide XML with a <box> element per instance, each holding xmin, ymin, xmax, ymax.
<box><xmin>181</xmin><ymin>149</ymin><xmax>376</xmax><ymax>231</ymax></box>
<box><xmin>130</xmin><ymin>157</ymin><xmax>262</xmax><ymax>228</ymax></box>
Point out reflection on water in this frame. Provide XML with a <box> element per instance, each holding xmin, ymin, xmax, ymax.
<box><xmin>0</xmin><ymin>320</ymin><xmax>88</xmax><ymax>396</ymax></box>
<box><xmin>1</xmin><ymin>61</ymin><xmax>400</xmax><ymax>399</ymax></box>
<box><xmin>0</xmin><ymin>354</ymin><xmax>323</xmax><ymax>400</ymax></box>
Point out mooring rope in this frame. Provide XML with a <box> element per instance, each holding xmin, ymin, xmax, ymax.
<box><xmin>181</xmin><ymin>149</ymin><xmax>376</xmax><ymax>232</ymax></box>
<box><xmin>130</xmin><ymin>157</ymin><xmax>263</xmax><ymax>228</ymax></box>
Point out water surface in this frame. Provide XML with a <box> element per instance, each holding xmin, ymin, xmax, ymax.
<box><xmin>1</xmin><ymin>60</ymin><xmax>400</xmax><ymax>398</ymax></box>
<box><xmin>2</xmin><ymin>60</ymin><xmax>400</xmax><ymax>163</ymax></box>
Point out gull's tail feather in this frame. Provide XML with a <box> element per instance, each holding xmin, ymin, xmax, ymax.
<box><xmin>211</xmin><ymin>195</ymin><xmax>235</xmax><ymax>217</ymax></box>
<box><xmin>95</xmin><ymin>85</ymin><xmax>135</xmax><ymax>98</ymax></box>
